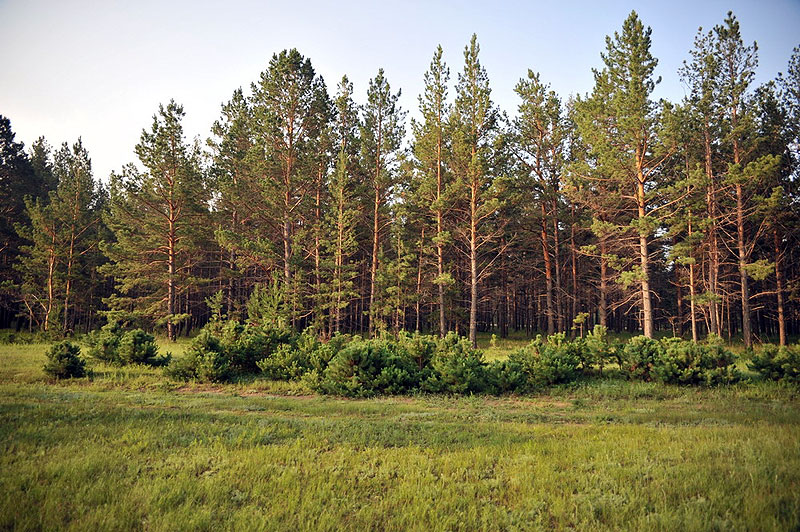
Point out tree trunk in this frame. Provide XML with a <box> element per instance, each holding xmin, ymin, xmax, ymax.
<box><xmin>63</xmin><ymin>226</ymin><xmax>76</xmax><ymax>334</ymax></box>
<box><xmin>552</xmin><ymin>199</ymin><xmax>563</xmax><ymax>332</ymax></box>
<box><xmin>369</xmin><ymin>105</ymin><xmax>383</xmax><ymax>336</ymax></box>
<box><xmin>774</xmin><ymin>227</ymin><xmax>786</xmax><ymax>346</ymax></box>
<box><xmin>44</xmin><ymin>231</ymin><xmax>56</xmax><ymax>333</ymax></box>
<box><xmin>283</xmin><ymin>192</ymin><xmax>291</xmax><ymax>284</ymax></box>
<box><xmin>636</xmin><ymin>172</ymin><xmax>654</xmax><ymax>338</ymax></box>
<box><xmin>540</xmin><ymin>201</ymin><xmax>554</xmax><ymax>335</ymax></box>
<box><xmin>599</xmin><ymin>237</ymin><xmax>608</xmax><ymax>328</ymax></box>
<box><xmin>468</xmin><ymin>149</ymin><xmax>479</xmax><ymax>348</ymax></box>
<box><xmin>675</xmin><ymin>253</ymin><xmax>683</xmax><ymax>338</ymax></box>
<box><xmin>704</xmin><ymin>124</ymin><xmax>721</xmax><ymax>336</ymax></box>
<box><xmin>735</xmin><ymin>184</ymin><xmax>751</xmax><ymax>347</ymax></box>
<box><xmin>415</xmin><ymin>228</ymin><xmax>424</xmax><ymax>332</ymax></box>
<box><xmin>167</xmin><ymin>215</ymin><xmax>176</xmax><ymax>342</ymax></box>
<box><xmin>469</xmin><ymin>197</ymin><xmax>478</xmax><ymax>347</ymax></box>
<box><xmin>570</xmin><ymin>203</ymin><xmax>578</xmax><ymax>336</ymax></box>
<box><xmin>436</xmin><ymin>109</ymin><xmax>447</xmax><ymax>337</ymax></box>
<box><xmin>315</xmin><ymin>166</ymin><xmax>322</xmax><ymax>331</ymax></box>
<box><xmin>370</xmin><ymin>185</ymin><xmax>380</xmax><ymax>335</ymax></box>
<box><xmin>688</xmin><ymin>213</ymin><xmax>698</xmax><ymax>342</ymax></box>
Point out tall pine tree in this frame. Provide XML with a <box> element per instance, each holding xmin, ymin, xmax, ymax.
<box><xmin>102</xmin><ymin>101</ymin><xmax>207</xmax><ymax>340</ymax></box>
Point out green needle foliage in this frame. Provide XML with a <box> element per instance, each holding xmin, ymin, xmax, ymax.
<box><xmin>101</xmin><ymin>101</ymin><xmax>207</xmax><ymax>341</ymax></box>
<box><xmin>42</xmin><ymin>340</ymin><xmax>86</xmax><ymax>379</ymax></box>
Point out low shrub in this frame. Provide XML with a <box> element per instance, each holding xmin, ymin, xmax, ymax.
<box><xmin>257</xmin><ymin>343</ymin><xmax>310</xmax><ymax>380</ymax></box>
<box><xmin>315</xmin><ymin>337</ymin><xmax>421</xmax><ymax>397</ymax></box>
<box><xmin>165</xmin><ymin>330</ymin><xmax>232</xmax><ymax>383</ymax></box>
<box><xmin>43</xmin><ymin>341</ymin><xmax>87</xmax><ymax>379</ymax></box>
<box><xmin>748</xmin><ymin>345</ymin><xmax>800</xmax><ymax>383</ymax></box>
<box><xmin>423</xmin><ymin>333</ymin><xmax>489</xmax><ymax>394</ymax></box>
<box><xmin>655</xmin><ymin>337</ymin><xmax>740</xmax><ymax>386</ymax></box>
<box><xmin>220</xmin><ymin>321</ymin><xmax>295</xmax><ymax>373</ymax></box>
<box><xmin>397</xmin><ymin>332</ymin><xmax>438</xmax><ymax>371</ymax></box>
<box><xmin>85</xmin><ymin>321</ymin><xmax>123</xmax><ymax>363</ymax></box>
<box><xmin>166</xmin><ymin>322</ymin><xmax>312</xmax><ymax>383</ymax></box>
<box><xmin>0</xmin><ymin>330</ymin><xmax>52</xmax><ymax>344</ymax></box>
<box><xmin>622</xmin><ymin>336</ymin><xmax>664</xmax><ymax>381</ymax></box>
<box><xmin>257</xmin><ymin>330</ymin><xmax>347</xmax><ymax>381</ymax></box>
<box><xmin>503</xmin><ymin>333</ymin><xmax>582</xmax><ymax>391</ymax></box>
<box><xmin>582</xmin><ymin>325</ymin><xmax>621</xmax><ymax>372</ymax></box>
<box><xmin>85</xmin><ymin>323</ymin><xmax>169</xmax><ymax>367</ymax></box>
<box><xmin>487</xmin><ymin>359</ymin><xmax>527</xmax><ymax>394</ymax></box>
<box><xmin>118</xmin><ymin>329</ymin><xmax>170</xmax><ymax>366</ymax></box>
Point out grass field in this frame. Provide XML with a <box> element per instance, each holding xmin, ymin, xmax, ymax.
<box><xmin>1</xmin><ymin>339</ymin><xmax>799</xmax><ymax>530</ymax></box>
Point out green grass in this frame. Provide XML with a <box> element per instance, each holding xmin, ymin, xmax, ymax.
<box><xmin>1</xmin><ymin>341</ymin><xmax>799</xmax><ymax>530</ymax></box>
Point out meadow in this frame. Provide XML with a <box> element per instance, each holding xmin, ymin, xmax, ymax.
<box><xmin>1</xmin><ymin>337</ymin><xmax>799</xmax><ymax>531</ymax></box>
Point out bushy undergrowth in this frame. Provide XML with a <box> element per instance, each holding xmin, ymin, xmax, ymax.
<box><xmin>166</xmin><ymin>322</ymin><xmax>299</xmax><ymax>382</ymax></box>
<box><xmin>0</xmin><ymin>329</ymin><xmax>55</xmax><ymax>345</ymax></box>
<box><xmin>257</xmin><ymin>331</ymin><xmax>346</xmax><ymax>381</ymax></box>
<box><xmin>622</xmin><ymin>336</ymin><xmax>664</xmax><ymax>381</ymax></box>
<box><xmin>655</xmin><ymin>337</ymin><xmax>740</xmax><ymax>385</ymax></box>
<box><xmin>315</xmin><ymin>337</ymin><xmax>422</xmax><ymax>397</ymax></box>
<box><xmin>423</xmin><ymin>333</ymin><xmax>489</xmax><ymax>394</ymax></box>
<box><xmin>622</xmin><ymin>335</ymin><xmax>740</xmax><ymax>385</ymax></box>
<box><xmin>85</xmin><ymin>322</ymin><xmax>170</xmax><ymax>367</ymax></box>
<box><xmin>748</xmin><ymin>344</ymin><xmax>800</xmax><ymax>383</ymax></box>
<box><xmin>494</xmin><ymin>333</ymin><xmax>582</xmax><ymax>393</ymax></box>
<box><xmin>165</xmin><ymin>329</ymin><xmax>232</xmax><ymax>383</ymax></box>
<box><xmin>77</xmin><ymin>318</ymin><xmax>787</xmax><ymax>393</ymax></box>
<box><xmin>42</xmin><ymin>340</ymin><xmax>87</xmax><ymax>379</ymax></box>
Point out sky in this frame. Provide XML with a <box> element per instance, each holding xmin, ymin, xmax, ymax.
<box><xmin>1</xmin><ymin>0</ymin><xmax>799</xmax><ymax>181</ymax></box>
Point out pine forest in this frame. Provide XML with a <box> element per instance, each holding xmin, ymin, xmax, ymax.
<box><xmin>2</xmin><ymin>11</ymin><xmax>799</xmax><ymax>349</ymax></box>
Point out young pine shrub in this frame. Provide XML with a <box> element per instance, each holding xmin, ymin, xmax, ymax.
<box><xmin>397</xmin><ymin>332</ymin><xmax>438</xmax><ymax>371</ymax></box>
<box><xmin>85</xmin><ymin>323</ymin><xmax>169</xmax><ymax>367</ymax></box>
<box><xmin>503</xmin><ymin>333</ymin><xmax>582</xmax><ymax>391</ymax></box>
<box><xmin>582</xmin><ymin>325</ymin><xmax>620</xmax><ymax>374</ymax></box>
<box><xmin>423</xmin><ymin>333</ymin><xmax>490</xmax><ymax>394</ymax></box>
<box><xmin>258</xmin><ymin>329</ymin><xmax>348</xmax><ymax>381</ymax></box>
<box><xmin>220</xmin><ymin>321</ymin><xmax>295</xmax><ymax>373</ymax></box>
<box><xmin>84</xmin><ymin>321</ymin><xmax>124</xmax><ymax>363</ymax></box>
<box><xmin>316</xmin><ymin>338</ymin><xmax>421</xmax><ymax>397</ymax></box>
<box><xmin>118</xmin><ymin>329</ymin><xmax>170</xmax><ymax>366</ymax></box>
<box><xmin>43</xmin><ymin>341</ymin><xmax>87</xmax><ymax>379</ymax></box>
<box><xmin>655</xmin><ymin>337</ymin><xmax>740</xmax><ymax>386</ymax></box>
<box><xmin>165</xmin><ymin>330</ymin><xmax>232</xmax><ymax>383</ymax></box>
<box><xmin>257</xmin><ymin>344</ymin><xmax>309</xmax><ymax>381</ymax></box>
<box><xmin>748</xmin><ymin>344</ymin><xmax>800</xmax><ymax>383</ymax></box>
<box><xmin>622</xmin><ymin>336</ymin><xmax>664</xmax><ymax>381</ymax></box>
<box><xmin>487</xmin><ymin>358</ymin><xmax>528</xmax><ymax>394</ymax></box>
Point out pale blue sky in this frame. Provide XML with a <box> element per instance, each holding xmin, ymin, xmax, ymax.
<box><xmin>1</xmin><ymin>0</ymin><xmax>798</xmax><ymax>180</ymax></box>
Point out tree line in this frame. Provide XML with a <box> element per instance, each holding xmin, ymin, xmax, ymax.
<box><xmin>1</xmin><ymin>11</ymin><xmax>798</xmax><ymax>346</ymax></box>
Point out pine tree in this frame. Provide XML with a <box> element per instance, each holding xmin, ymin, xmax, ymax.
<box><xmin>14</xmin><ymin>139</ymin><xmax>103</xmax><ymax>334</ymax></box>
<box><xmin>0</xmin><ymin>116</ymin><xmax>38</xmax><ymax>328</ymax></box>
<box><xmin>714</xmin><ymin>12</ymin><xmax>776</xmax><ymax>347</ymax></box>
<box><xmin>321</xmin><ymin>76</ymin><xmax>361</xmax><ymax>334</ymax></box>
<box><xmin>662</xmin><ymin>102</ymin><xmax>707</xmax><ymax>341</ymax></box>
<box><xmin>15</xmin><ymin>195</ymin><xmax>60</xmax><ymax>333</ymax></box>
<box><xmin>573</xmin><ymin>12</ymin><xmax>669</xmax><ymax>338</ymax></box>
<box><xmin>412</xmin><ymin>45</ymin><xmax>452</xmax><ymax>336</ymax></box>
<box><xmin>513</xmin><ymin>70</ymin><xmax>568</xmax><ymax>334</ymax></box>
<box><xmin>50</xmin><ymin>139</ymin><xmax>103</xmax><ymax>333</ymax></box>
<box><xmin>775</xmin><ymin>47</ymin><xmax>800</xmax><ymax>345</ymax></box>
<box><xmin>208</xmin><ymin>88</ymin><xmax>256</xmax><ymax>316</ymax></box>
<box><xmin>102</xmin><ymin>101</ymin><xmax>207</xmax><ymax>341</ymax></box>
<box><xmin>360</xmin><ymin>68</ymin><xmax>406</xmax><ymax>335</ymax></box>
<box><xmin>754</xmin><ymin>81</ymin><xmax>794</xmax><ymax>345</ymax></box>
<box><xmin>250</xmin><ymin>49</ymin><xmax>328</xmax><ymax>295</ymax></box>
<box><xmin>305</xmin><ymin>84</ymin><xmax>335</xmax><ymax>332</ymax></box>
<box><xmin>450</xmin><ymin>34</ymin><xmax>501</xmax><ymax>347</ymax></box>
<box><xmin>680</xmin><ymin>25</ymin><xmax>725</xmax><ymax>336</ymax></box>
